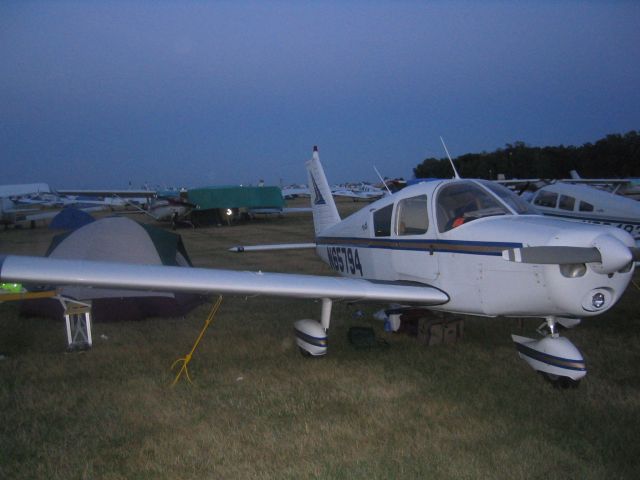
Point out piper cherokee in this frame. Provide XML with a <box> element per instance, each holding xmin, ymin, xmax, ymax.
<box><xmin>1</xmin><ymin>147</ymin><xmax>637</xmax><ymax>387</ymax></box>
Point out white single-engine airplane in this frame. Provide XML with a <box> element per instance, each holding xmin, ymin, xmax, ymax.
<box><xmin>1</xmin><ymin>147</ymin><xmax>638</xmax><ymax>387</ymax></box>
<box><xmin>529</xmin><ymin>182</ymin><xmax>640</xmax><ymax>247</ymax></box>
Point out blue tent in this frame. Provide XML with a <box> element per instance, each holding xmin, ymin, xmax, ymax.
<box><xmin>49</xmin><ymin>207</ymin><xmax>95</xmax><ymax>230</ymax></box>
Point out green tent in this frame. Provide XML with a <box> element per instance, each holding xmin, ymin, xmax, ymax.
<box><xmin>187</xmin><ymin>186</ymin><xmax>284</xmax><ymax>210</ymax></box>
<box><xmin>22</xmin><ymin>217</ymin><xmax>204</xmax><ymax>322</ymax></box>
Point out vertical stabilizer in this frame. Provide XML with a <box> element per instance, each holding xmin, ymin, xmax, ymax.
<box><xmin>306</xmin><ymin>146</ymin><xmax>341</xmax><ymax>235</ymax></box>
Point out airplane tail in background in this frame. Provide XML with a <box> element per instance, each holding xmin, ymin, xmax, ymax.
<box><xmin>306</xmin><ymin>146</ymin><xmax>340</xmax><ymax>235</ymax></box>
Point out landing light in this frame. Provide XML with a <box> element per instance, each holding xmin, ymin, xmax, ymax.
<box><xmin>592</xmin><ymin>293</ymin><xmax>606</xmax><ymax>309</ymax></box>
<box><xmin>560</xmin><ymin>263</ymin><xmax>587</xmax><ymax>278</ymax></box>
<box><xmin>225</xmin><ymin>209</ymin><xmax>233</xmax><ymax>216</ymax></box>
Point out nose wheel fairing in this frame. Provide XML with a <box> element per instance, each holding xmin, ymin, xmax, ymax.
<box><xmin>512</xmin><ymin>334</ymin><xmax>586</xmax><ymax>382</ymax></box>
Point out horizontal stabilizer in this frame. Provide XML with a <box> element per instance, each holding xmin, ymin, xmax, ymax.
<box><xmin>229</xmin><ymin>243</ymin><xmax>316</xmax><ymax>253</ymax></box>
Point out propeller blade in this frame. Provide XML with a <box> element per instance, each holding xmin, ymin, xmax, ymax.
<box><xmin>502</xmin><ymin>246</ymin><xmax>602</xmax><ymax>265</ymax></box>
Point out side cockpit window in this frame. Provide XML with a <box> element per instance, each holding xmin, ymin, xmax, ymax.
<box><xmin>579</xmin><ymin>201</ymin><xmax>594</xmax><ymax>212</ymax></box>
<box><xmin>373</xmin><ymin>204</ymin><xmax>393</xmax><ymax>237</ymax></box>
<box><xmin>396</xmin><ymin>195</ymin><xmax>428</xmax><ymax>236</ymax></box>
<box><xmin>437</xmin><ymin>182</ymin><xmax>509</xmax><ymax>232</ymax></box>
<box><xmin>559</xmin><ymin>195</ymin><xmax>575</xmax><ymax>211</ymax></box>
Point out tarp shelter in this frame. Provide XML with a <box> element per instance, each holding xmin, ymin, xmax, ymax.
<box><xmin>187</xmin><ymin>186</ymin><xmax>284</xmax><ymax>226</ymax></box>
<box><xmin>22</xmin><ymin>217</ymin><xmax>205</xmax><ymax>322</ymax></box>
<box><xmin>188</xmin><ymin>186</ymin><xmax>284</xmax><ymax>210</ymax></box>
<box><xmin>49</xmin><ymin>207</ymin><xmax>95</xmax><ymax>230</ymax></box>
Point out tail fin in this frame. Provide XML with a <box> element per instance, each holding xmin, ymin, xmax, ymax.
<box><xmin>306</xmin><ymin>146</ymin><xmax>340</xmax><ymax>235</ymax></box>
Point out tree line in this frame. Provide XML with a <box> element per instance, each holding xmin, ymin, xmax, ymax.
<box><xmin>413</xmin><ymin>130</ymin><xmax>640</xmax><ymax>180</ymax></box>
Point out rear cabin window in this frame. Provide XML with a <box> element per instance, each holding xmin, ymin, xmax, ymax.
<box><xmin>558</xmin><ymin>195</ymin><xmax>575</xmax><ymax>211</ymax></box>
<box><xmin>579</xmin><ymin>201</ymin><xmax>594</xmax><ymax>212</ymax></box>
<box><xmin>396</xmin><ymin>195</ymin><xmax>428</xmax><ymax>236</ymax></box>
<box><xmin>373</xmin><ymin>204</ymin><xmax>393</xmax><ymax>237</ymax></box>
<box><xmin>533</xmin><ymin>191</ymin><xmax>558</xmax><ymax>208</ymax></box>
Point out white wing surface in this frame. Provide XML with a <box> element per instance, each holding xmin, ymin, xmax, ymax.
<box><xmin>0</xmin><ymin>255</ymin><xmax>449</xmax><ymax>305</ymax></box>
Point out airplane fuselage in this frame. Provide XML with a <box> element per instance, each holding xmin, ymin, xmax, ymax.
<box><xmin>315</xmin><ymin>179</ymin><xmax>634</xmax><ymax>319</ymax></box>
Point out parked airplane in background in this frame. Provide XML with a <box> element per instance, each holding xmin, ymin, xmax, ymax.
<box><xmin>1</xmin><ymin>147</ymin><xmax>637</xmax><ymax>388</ymax></box>
<box><xmin>332</xmin><ymin>183</ymin><xmax>386</xmax><ymax>201</ymax></box>
<box><xmin>283</xmin><ymin>183</ymin><xmax>385</xmax><ymax>201</ymax></box>
<box><xmin>0</xmin><ymin>183</ymin><xmax>107</xmax><ymax>228</ymax></box>
<box><xmin>529</xmin><ymin>182</ymin><xmax>640</xmax><ymax>247</ymax></box>
<box><xmin>1</xmin><ymin>197</ymin><xmax>58</xmax><ymax>228</ymax></box>
<box><xmin>0</xmin><ymin>183</ymin><xmax>51</xmax><ymax>199</ymax></box>
<box><xmin>281</xmin><ymin>185</ymin><xmax>310</xmax><ymax>199</ymax></box>
<box><xmin>499</xmin><ymin>176</ymin><xmax>640</xmax><ymax>247</ymax></box>
<box><xmin>144</xmin><ymin>195</ymin><xmax>194</xmax><ymax>226</ymax></box>
<box><xmin>56</xmin><ymin>188</ymin><xmax>156</xmax><ymax>209</ymax></box>
<box><xmin>565</xmin><ymin>170</ymin><xmax>640</xmax><ymax>199</ymax></box>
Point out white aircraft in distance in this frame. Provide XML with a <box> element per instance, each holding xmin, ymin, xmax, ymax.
<box><xmin>0</xmin><ymin>183</ymin><xmax>106</xmax><ymax>228</ymax></box>
<box><xmin>0</xmin><ymin>183</ymin><xmax>52</xmax><ymax>199</ymax></box>
<box><xmin>529</xmin><ymin>182</ymin><xmax>640</xmax><ymax>247</ymax></box>
<box><xmin>284</xmin><ymin>183</ymin><xmax>385</xmax><ymax>201</ymax></box>
<box><xmin>1</xmin><ymin>197</ymin><xmax>56</xmax><ymax>227</ymax></box>
<box><xmin>565</xmin><ymin>170</ymin><xmax>640</xmax><ymax>199</ymax></box>
<box><xmin>331</xmin><ymin>183</ymin><xmax>386</xmax><ymax>201</ymax></box>
<box><xmin>499</xmin><ymin>176</ymin><xmax>640</xmax><ymax>247</ymax></box>
<box><xmin>58</xmin><ymin>188</ymin><xmax>194</xmax><ymax>226</ymax></box>
<box><xmin>500</xmin><ymin>171</ymin><xmax>640</xmax><ymax>200</ymax></box>
<box><xmin>281</xmin><ymin>184</ymin><xmax>310</xmax><ymax>199</ymax></box>
<box><xmin>56</xmin><ymin>188</ymin><xmax>156</xmax><ymax>209</ymax></box>
<box><xmin>1</xmin><ymin>147</ymin><xmax>638</xmax><ymax>387</ymax></box>
<box><xmin>119</xmin><ymin>193</ymin><xmax>194</xmax><ymax>224</ymax></box>
<box><xmin>1</xmin><ymin>197</ymin><xmax>107</xmax><ymax>228</ymax></box>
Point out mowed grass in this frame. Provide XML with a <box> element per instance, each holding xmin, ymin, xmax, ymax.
<box><xmin>1</xmin><ymin>200</ymin><xmax>640</xmax><ymax>479</ymax></box>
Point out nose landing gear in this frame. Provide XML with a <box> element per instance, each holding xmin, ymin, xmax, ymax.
<box><xmin>512</xmin><ymin>317</ymin><xmax>586</xmax><ymax>388</ymax></box>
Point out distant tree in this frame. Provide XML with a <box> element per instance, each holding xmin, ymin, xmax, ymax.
<box><xmin>412</xmin><ymin>131</ymin><xmax>640</xmax><ymax>180</ymax></box>
<box><xmin>413</xmin><ymin>157</ymin><xmax>454</xmax><ymax>179</ymax></box>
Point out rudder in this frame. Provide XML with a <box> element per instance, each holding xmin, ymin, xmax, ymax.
<box><xmin>306</xmin><ymin>146</ymin><xmax>340</xmax><ymax>235</ymax></box>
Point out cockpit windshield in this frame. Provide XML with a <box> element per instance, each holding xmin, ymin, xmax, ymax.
<box><xmin>437</xmin><ymin>180</ymin><xmax>540</xmax><ymax>232</ymax></box>
<box><xmin>477</xmin><ymin>180</ymin><xmax>539</xmax><ymax>215</ymax></box>
<box><xmin>437</xmin><ymin>181</ymin><xmax>511</xmax><ymax>232</ymax></box>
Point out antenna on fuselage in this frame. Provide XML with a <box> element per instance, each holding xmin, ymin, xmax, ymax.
<box><xmin>373</xmin><ymin>165</ymin><xmax>392</xmax><ymax>195</ymax></box>
<box><xmin>440</xmin><ymin>136</ymin><xmax>461</xmax><ymax>179</ymax></box>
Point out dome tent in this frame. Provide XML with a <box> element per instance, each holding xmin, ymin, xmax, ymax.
<box><xmin>48</xmin><ymin>207</ymin><xmax>95</xmax><ymax>230</ymax></box>
<box><xmin>22</xmin><ymin>217</ymin><xmax>205</xmax><ymax>322</ymax></box>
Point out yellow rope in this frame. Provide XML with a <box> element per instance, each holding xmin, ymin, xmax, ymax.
<box><xmin>171</xmin><ymin>296</ymin><xmax>223</xmax><ymax>386</ymax></box>
<box><xmin>632</xmin><ymin>278</ymin><xmax>640</xmax><ymax>292</ymax></box>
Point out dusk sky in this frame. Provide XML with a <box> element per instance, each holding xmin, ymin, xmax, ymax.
<box><xmin>1</xmin><ymin>1</ymin><xmax>639</xmax><ymax>189</ymax></box>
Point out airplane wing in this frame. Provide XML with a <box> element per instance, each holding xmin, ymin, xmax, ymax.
<box><xmin>495</xmin><ymin>179</ymin><xmax>543</xmax><ymax>186</ymax></box>
<box><xmin>0</xmin><ymin>255</ymin><xmax>449</xmax><ymax>305</ymax></box>
<box><xmin>560</xmin><ymin>178</ymin><xmax>630</xmax><ymax>185</ymax></box>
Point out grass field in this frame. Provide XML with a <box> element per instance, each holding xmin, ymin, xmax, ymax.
<box><xmin>1</xmin><ymin>202</ymin><xmax>640</xmax><ymax>479</ymax></box>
